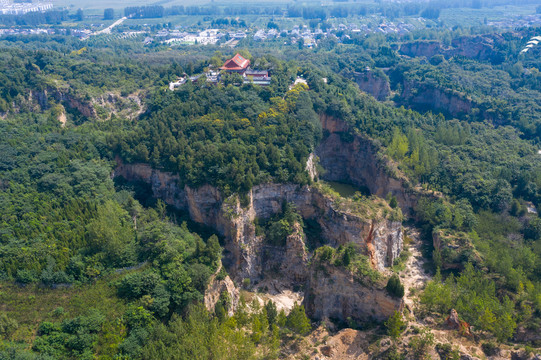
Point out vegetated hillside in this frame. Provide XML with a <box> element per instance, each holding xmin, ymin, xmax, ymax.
<box><xmin>0</xmin><ymin>26</ymin><xmax>540</xmax><ymax>359</ymax></box>
<box><xmin>109</xmin><ymin>79</ymin><xmax>321</xmax><ymax>197</ymax></box>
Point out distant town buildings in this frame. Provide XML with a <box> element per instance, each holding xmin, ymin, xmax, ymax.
<box><xmin>0</xmin><ymin>0</ymin><xmax>52</xmax><ymax>15</ymax></box>
<box><xmin>162</xmin><ymin>29</ymin><xmax>224</xmax><ymax>45</ymax></box>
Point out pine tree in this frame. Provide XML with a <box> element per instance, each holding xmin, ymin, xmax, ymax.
<box><xmin>286</xmin><ymin>303</ymin><xmax>311</xmax><ymax>335</ymax></box>
<box><xmin>385</xmin><ymin>310</ymin><xmax>405</xmax><ymax>341</ymax></box>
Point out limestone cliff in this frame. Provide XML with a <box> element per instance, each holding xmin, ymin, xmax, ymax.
<box><xmin>432</xmin><ymin>229</ymin><xmax>481</xmax><ymax>271</ymax></box>
<box><xmin>304</xmin><ymin>262</ymin><xmax>403</xmax><ymax>322</ymax></box>
<box><xmin>114</xmin><ymin>162</ymin><xmax>403</xmax><ymax>279</ymax></box>
<box><xmin>399</xmin><ymin>34</ymin><xmax>505</xmax><ymax>62</ymax></box>
<box><xmin>30</xmin><ymin>87</ymin><xmax>97</xmax><ymax>118</ymax></box>
<box><xmin>449</xmin><ymin>34</ymin><xmax>504</xmax><ymax>62</ymax></box>
<box><xmin>26</xmin><ymin>86</ymin><xmax>142</xmax><ymax>121</ymax></box>
<box><xmin>315</xmin><ymin>120</ymin><xmax>417</xmax><ymax>214</ymax></box>
<box><xmin>204</xmin><ymin>264</ymin><xmax>239</xmax><ymax>317</ymax></box>
<box><xmin>114</xmin><ymin>113</ymin><xmax>412</xmax><ymax>323</ymax></box>
<box><xmin>280</xmin><ymin>223</ymin><xmax>309</xmax><ymax>283</ymax></box>
<box><xmin>401</xmin><ymin>80</ymin><xmax>473</xmax><ymax>118</ymax></box>
<box><xmin>399</xmin><ymin>40</ymin><xmax>442</xmax><ymax>58</ymax></box>
<box><xmin>354</xmin><ymin>70</ymin><xmax>391</xmax><ymax>101</ymax></box>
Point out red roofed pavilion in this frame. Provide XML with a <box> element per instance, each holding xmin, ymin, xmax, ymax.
<box><xmin>220</xmin><ymin>53</ymin><xmax>250</xmax><ymax>73</ymax></box>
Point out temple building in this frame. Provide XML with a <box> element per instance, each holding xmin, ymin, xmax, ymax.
<box><xmin>220</xmin><ymin>53</ymin><xmax>250</xmax><ymax>73</ymax></box>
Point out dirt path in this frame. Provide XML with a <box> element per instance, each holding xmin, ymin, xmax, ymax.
<box><xmin>401</xmin><ymin>227</ymin><xmax>431</xmax><ymax>319</ymax></box>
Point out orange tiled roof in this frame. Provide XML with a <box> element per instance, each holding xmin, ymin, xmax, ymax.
<box><xmin>220</xmin><ymin>53</ymin><xmax>250</xmax><ymax>70</ymax></box>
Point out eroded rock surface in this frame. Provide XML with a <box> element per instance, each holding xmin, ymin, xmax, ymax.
<box><xmin>305</xmin><ymin>262</ymin><xmax>403</xmax><ymax>322</ymax></box>
<box><xmin>114</xmin><ymin>114</ymin><xmax>412</xmax><ymax>323</ymax></box>
<box><xmin>354</xmin><ymin>70</ymin><xmax>391</xmax><ymax>101</ymax></box>
<box><xmin>315</xmin><ymin>131</ymin><xmax>417</xmax><ymax>214</ymax></box>
<box><xmin>114</xmin><ymin>164</ymin><xmax>403</xmax><ymax>277</ymax></box>
<box><xmin>204</xmin><ymin>269</ymin><xmax>239</xmax><ymax>317</ymax></box>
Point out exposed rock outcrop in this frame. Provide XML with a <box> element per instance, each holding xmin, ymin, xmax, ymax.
<box><xmin>280</xmin><ymin>223</ymin><xmax>309</xmax><ymax>283</ymax></box>
<box><xmin>400</xmin><ymin>40</ymin><xmax>443</xmax><ymax>58</ymax></box>
<box><xmin>320</xmin><ymin>113</ymin><xmax>350</xmax><ymax>133</ymax></box>
<box><xmin>511</xmin><ymin>350</ymin><xmax>541</xmax><ymax>360</ymax></box>
<box><xmin>30</xmin><ymin>87</ymin><xmax>97</xmax><ymax>118</ymax></box>
<box><xmin>445</xmin><ymin>309</ymin><xmax>472</xmax><ymax>336</ymax></box>
<box><xmin>433</xmin><ymin>229</ymin><xmax>480</xmax><ymax>270</ymax></box>
<box><xmin>354</xmin><ymin>70</ymin><xmax>391</xmax><ymax>101</ymax></box>
<box><xmin>401</xmin><ymin>80</ymin><xmax>473</xmax><ymax>118</ymax></box>
<box><xmin>449</xmin><ymin>35</ymin><xmax>504</xmax><ymax>62</ymax></box>
<box><xmin>399</xmin><ymin>34</ymin><xmax>505</xmax><ymax>63</ymax></box>
<box><xmin>305</xmin><ymin>153</ymin><xmax>318</xmax><ymax>182</ymax></box>
<box><xmin>514</xmin><ymin>325</ymin><xmax>541</xmax><ymax>344</ymax></box>
<box><xmin>315</xmin><ymin>128</ymin><xmax>417</xmax><ymax>214</ymax></box>
<box><xmin>114</xmin><ymin>113</ymin><xmax>415</xmax><ymax>323</ymax></box>
<box><xmin>25</xmin><ymin>86</ymin><xmax>142</xmax><ymax>121</ymax></box>
<box><xmin>115</xmin><ymin>161</ymin><xmax>404</xmax><ymax>322</ymax></box>
<box><xmin>305</xmin><ymin>262</ymin><xmax>402</xmax><ymax>322</ymax></box>
<box><xmin>115</xmin><ymin>162</ymin><xmax>403</xmax><ymax>278</ymax></box>
<box><xmin>204</xmin><ymin>266</ymin><xmax>239</xmax><ymax>317</ymax></box>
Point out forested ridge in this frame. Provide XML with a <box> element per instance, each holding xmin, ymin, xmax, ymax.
<box><xmin>110</xmin><ymin>79</ymin><xmax>321</xmax><ymax>197</ymax></box>
<box><xmin>0</xmin><ymin>24</ymin><xmax>540</xmax><ymax>358</ymax></box>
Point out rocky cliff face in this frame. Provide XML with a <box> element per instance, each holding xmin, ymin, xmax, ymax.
<box><xmin>401</xmin><ymin>80</ymin><xmax>473</xmax><ymax>118</ymax></box>
<box><xmin>399</xmin><ymin>40</ymin><xmax>442</xmax><ymax>58</ymax></box>
<box><xmin>115</xmin><ymin>162</ymin><xmax>405</xmax><ymax>322</ymax></box>
<box><xmin>114</xmin><ymin>113</ymin><xmax>412</xmax><ymax>323</ymax></box>
<box><xmin>30</xmin><ymin>88</ymin><xmax>97</xmax><ymax>118</ymax></box>
<box><xmin>449</xmin><ymin>34</ymin><xmax>504</xmax><ymax>62</ymax></box>
<box><xmin>432</xmin><ymin>229</ymin><xmax>480</xmax><ymax>271</ymax></box>
<box><xmin>315</xmin><ymin>121</ymin><xmax>417</xmax><ymax>214</ymax></box>
<box><xmin>399</xmin><ymin>34</ymin><xmax>505</xmax><ymax>62</ymax></box>
<box><xmin>115</xmin><ymin>162</ymin><xmax>403</xmax><ymax>278</ymax></box>
<box><xmin>280</xmin><ymin>223</ymin><xmax>309</xmax><ymax>283</ymax></box>
<box><xmin>204</xmin><ymin>266</ymin><xmax>240</xmax><ymax>317</ymax></box>
<box><xmin>26</xmin><ymin>87</ymin><xmax>142</xmax><ymax>121</ymax></box>
<box><xmin>305</xmin><ymin>263</ymin><xmax>402</xmax><ymax>322</ymax></box>
<box><xmin>319</xmin><ymin>113</ymin><xmax>350</xmax><ymax>133</ymax></box>
<box><xmin>354</xmin><ymin>71</ymin><xmax>391</xmax><ymax>101</ymax></box>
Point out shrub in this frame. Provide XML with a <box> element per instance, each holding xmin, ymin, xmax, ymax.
<box><xmin>16</xmin><ymin>269</ymin><xmax>37</xmax><ymax>284</ymax></box>
<box><xmin>435</xmin><ymin>343</ymin><xmax>460</xmax><ymax>360</ymax></box>
<box><xmin>125</xmin><ymin>306</ymin><xmax>153</xmax><ymax>330</ymax></box>
<box><xmin>409</xmin><ymin>328</ymin><xmax>434</xmax><ymax>360</ymax></box>
<box><xmin>315</xmin><ymin>246</ymin><xmax>335</xmax><ymax>263</ymax></box>
<box><xmin>386</xmin><ymin>274</ymin><xmax>405</xmax><ymax>298</ymax></box>
<box><xmin>481</xmin><ymin>342</ymin><xmax>499</xmax><ymax>356</ymax></box>
<box><xmin>0</xmin><ymin>314</ymin><xmax>18</xmax><ymax>339</ymax></box>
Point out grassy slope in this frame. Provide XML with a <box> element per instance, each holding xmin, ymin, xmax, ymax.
<box><xmin>0</xmin><ymin>272</ymin><xmax>130</xmax><ymax>347</ymax></box>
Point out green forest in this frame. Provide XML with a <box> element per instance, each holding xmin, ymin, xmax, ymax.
<box><xmin>0</xmin><ymin>10</ymin><xmax>540</xmax><ymax>359</ymax></box>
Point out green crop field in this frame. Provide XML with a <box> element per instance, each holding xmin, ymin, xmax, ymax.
<box><xmin>54</xmin><ymin>0</ymin><xmax>210</xmax><ymax>10</ymax></box>
<box><xmin>440</xmin><ymin>4</ymin><xmax>538</xmax><ymax>27</ymax></box>
<box><xmin>53</xmin><ymin>0</ymin><xmax>298</xmax><ymax>11</ymax></box>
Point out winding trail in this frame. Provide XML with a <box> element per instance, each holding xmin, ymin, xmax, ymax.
<box><xmin>401</xmin><ymin>226</ymin><xmax>431</xmax><ymax>319</ymax></box>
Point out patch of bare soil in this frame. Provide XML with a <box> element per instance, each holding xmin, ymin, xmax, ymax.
<box><xmin>401</xmin><ymin>227</ymin><xmax>431</xmax><ymax>319</ymax></box>
<box><xmin>58</xmin><ymin>112</ymin><xmax>67</xmax><ymax>127</ymax></box>
<box><xmin>245</xmin><ymin>278</ymin><xmax>304</xmax><ymax>314</ymax></box>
